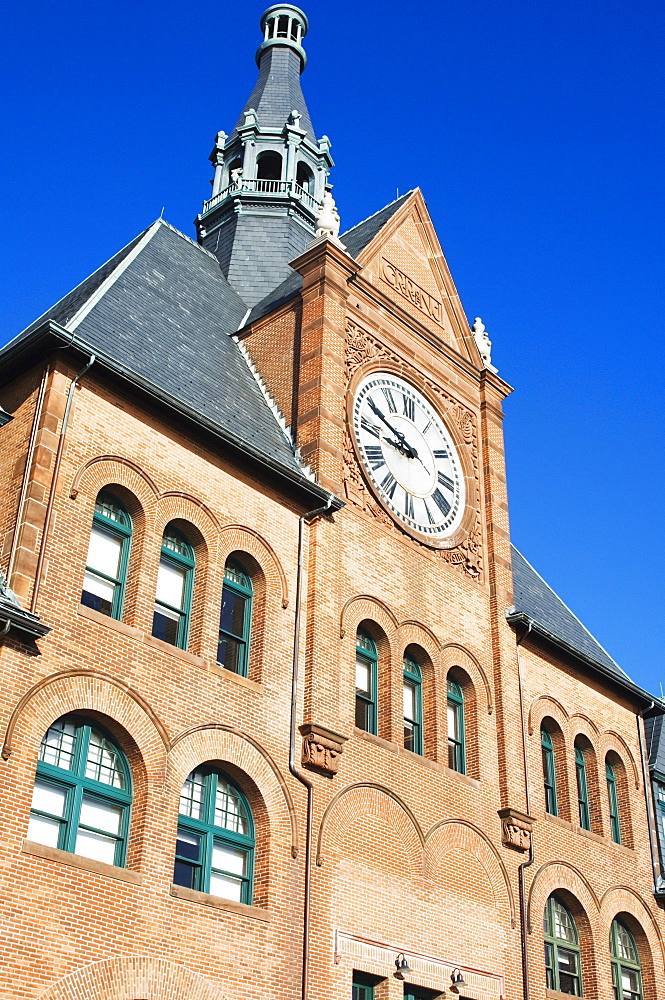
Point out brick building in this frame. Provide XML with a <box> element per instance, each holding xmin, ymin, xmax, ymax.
<box><xmin>0</xmin><ymin>6</ymin><xmax>663</xmax><ymax>1000</ymax></box>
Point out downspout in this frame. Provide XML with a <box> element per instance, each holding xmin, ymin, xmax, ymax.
<box><xmin>637</xmin><ymin>703</ymin><xmax>662</xmax><ymax>890</ymax></box>
<box><xmin>290</xmin><ymin>496</ymin><xmax>333</xmax><ymax>1000</ymax></box>
<box><xmin>6</xmin><ymin>365</ymin><xmax>50</xmax><ymax>582</ymax></box>
<box><xmin>30</xmin><ymin>355</ymin><xmax>96</xmax><ymax>614</ymax></box>
<box><xmin>515</xmin><ymin>620</ymin><xmax>534</xmax><ymax>1000</ymax></box>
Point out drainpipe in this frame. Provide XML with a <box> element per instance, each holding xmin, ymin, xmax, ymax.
<box><xmin>637</xmin><ymin>703</ymin><xmax>662</xmax><ymax>891</ymax></box>
<box><xmin>30</xmin><ymin>355</ymin><xmax>96</xmax><ymax>614</ymax></box>
<box><xmin>290</xmin><ymin>496</ymin><xmax>333</xmax><ymax>1000</ymax></box>
<box><xmin>515</xmin><ymin>620</ymin><xmax>534</xmax><ymax>1000</ymax></box>
<box><xmin>6</xmin><ymin>365</ymin><xmax>50</xmax><ymax>582</ymax></box>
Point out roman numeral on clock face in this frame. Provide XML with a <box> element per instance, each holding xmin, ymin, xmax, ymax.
<box><xmin>364</xmin><ymin>445</ymin><xmax>384</xmax><ymax>470</ymax></box>
<box><xmin>437</xmin><ymin>471</ymin><xmax>454</xmax><ymax>492</ymax></box>
<box><xmin>433</xmin><ymin>449</ymin><xmax>448</xmax><ymax>460</ymax></box>
<box><xmin>402</xmin><ymin>395</ymin><xmax>415</xmax><ymax>420</ymax></box>
<box><xmin>361</xmin><ymin>416</ymin><xmax>381</xmax><ymax>439</ymax></box>
<box><xmin>382</xmin><ymin>388</ymin><xmax>397</xmax><ymax>412</ymax></box>
<box><xmin>404</xmin><ymin>493</ymin><xmax>414</xmax><ymax>520</ymax></box>
<box><xmin>431</xmin><ymin>488</ymin><xmax>451</xmax><ymax>517</ymax></box>
<box><xmin>380</xmin><ymin>470</ymin><xmax>397</xmax><ymax>500</ymax></box>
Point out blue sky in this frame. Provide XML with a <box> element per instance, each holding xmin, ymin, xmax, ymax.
<box><xmin>2</xmin><ymin>0</ymin><xmax>663</xmax><ymax>691</ymax></box>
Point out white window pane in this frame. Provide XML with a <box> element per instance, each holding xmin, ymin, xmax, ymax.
<box><xmin>355</xmin><ymin>657</ymin><xmax>370</xmax><ymax>694</ymax></box>
<box><xmin>403</xmin><ymin>681</ymin><xmax>415</xmax><ymax>718</ymax></box>
<box><xmin>209</xmin><ymin>870</ymin><xmax>243</xmax><ymax>901</ymax></box>
<box><xmin>82</xmin><ymin>571</ymin><xmax>115</xmax><ymax>602</ymax></box>
<box><xmin>27</xmin><ymin>813</ymin><xmax>61</xmax><ymax>847</ymax></box>
<box><xmin>40</xmin><ymin>722</ymin><xmax>76</xmax><ymax>769</ymax></box>
<box><xmin>156</xmin><ymin>560</ymin><xmax>186</xmax><ymax>609</ymax></box>
<box><xmin>212</xmin><ymin>842</ymin><xmax>246</xmax><ymax>876</ymax></box>
<box><xmin>75</xmin><ymin>828</ymin><xmax>116</xmax><ymax>864</ymax></box>
<box><xmin>31</xmin><ymin>780</ymin><xmax>67</xmax><ymax>817</ymax></box>
<box><xmin>86</xmin><ymin>527</ymin><xmax>122</xmax><ymax>578</ymax></box>
<box><xmin>447</xmin><ymin>703</ymin><xmax>458</xmax><ymax>739</ymax></box>
<box><xmin>79</xmin><ymin>794</ymin><xmax>122</xmax><ymax>835</ymax></box>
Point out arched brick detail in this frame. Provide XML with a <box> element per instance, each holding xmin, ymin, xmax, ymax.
<box><xmin>527</xmin><ymin>694</ymin><xmax>569</xmax><ymax>735</ymax></box>
<box><xmin>167</xmin><ymin>724</ymin><xmax>298</xmax><ymax>857</ymax></box>
<box><xmin>398</xmin><ymin>621</ymin><xmax>441</xmax><ymax>655</ymax></box>
<box><xmin>600</xmin><ymin>730</ymin><xmax>639</xmax><ymax>789</ymax></box>
<box><xmin>316</xmin><ymin>782</ymin><xmax>424</xmax><ymax>874</ymax></box>
<box><xmin>441</xmin><ymin>643</ymin><xmax>492</xmax><ymax>714</ymax></box>
<box><xmin>69</xmin><ymin>455</ymin><xmax>159</xmax><ymax>507</ymax></box>
<box><xmin>155</xmin><ymin>493</ymin><xmax>221</xmax><ymax>543</ymax></box>
<box><xmin>339</xmin><ymin>595</ymin><xmax>399</xmax><ymax>640</ymax></box>
<box><xmin>1</xmin><ymin>669</ymin><xmax>169</xmax><ymax>766</ymax></box>
<box><xmin>569</xmin><ymin>713</ymin><xmax>600</xmax><ymax>736</ymax></box>
<box><xmin>38</xmin><ymin>956</ymin><xmax>230</xmax><ymax>1000</ymax></box>
<box><xmin>600</xmin><ymin>886</ymin><xmax>665</xmax><ymax>964</ymax></box>
<box><xmin>424</xmin><ymin>819</ymin><xmax>516</xmax><ymax>926</ymax></box>
<box><xmin>218</xmin><ymin>525</ymin><xmax>290</xmax><ymax>608</ymax></box>
<box><xmin>526</xmin><ymin>860</ymin><xmax>599</xmax><ymax>933</ymax></box>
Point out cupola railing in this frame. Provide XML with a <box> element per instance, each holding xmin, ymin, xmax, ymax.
<box><xmin>202</xmin><ymin>178</ymin><xmax>320</xmax><ymax>217</ymax></box>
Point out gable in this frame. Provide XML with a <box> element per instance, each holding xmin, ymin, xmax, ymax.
<box><xmin>352</xmin><ymin>190</ymin><xmax>480</xmax><ymax>364</ymax></box>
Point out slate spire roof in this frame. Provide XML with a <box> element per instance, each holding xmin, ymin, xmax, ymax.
<box><xmin>231</xmin><ymin>44</ymin><xmax>316</xmax><ymax>142</ymax></box>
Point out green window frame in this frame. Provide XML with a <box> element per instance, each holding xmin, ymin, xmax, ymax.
<box><xmin>173</xmin><ymin>767</ymin><xmax>254</xmax><ymax>903</ymax></box>
<box><xmin>542</xmin><ymin>727</ymin><xmax>558</xmax><ymax>816</ymax></box>
<box><xmin>606</xmin><ymin>760</ymin><xmax>622</xmax><ymax>844</ymax></box>
<box><xmin>217</xmin><ymin>559</ymin><xmax>253</xmax><ymax>676</ymax></box>
<box><xmin>447</xmin><ymin>677</ymin><xmax>465</xmax><ymax>773</ymax></box>
<box><xmin>544</xmin><ymin>895</ymin><xmax>583</xmax><ymax>995</ymax></box>
<box><xmin>403</xmin><ymin>656</ymin><xmax>423</xmax><ymax>755</ymax></box>
<box><xmin>81</xmin><ymin>492</ymin><xmax>131</xmax><ymax>619</ymax></box>
<box><xmin>152</xmin><ymin>528</ymin><xmax>195</xmax><ymax>649</ymax></box>
<box><xmin>355</xmin><ymin>630</ymin><xmax>378</xmax><ymax>734</ymax></box>
<box><xmin>28</xmin><ymin>715</ymin><xmax>132</xmax><ymax>867</ymax></box>
<box><xmin>610</xmin><ymin>919</ymin><xmax>642</xmax><ymax>1000</ymax></box>
<box><xmin>352</xmin><ymin>973</ymin><xmax>378</xmax><ymax>1000</ymax></box>
<box><xmin>575</xmin><ymin>744</ymin><xmax>591</xmax><ymax>831</ymax></box>
<box><xmin>656</xmin><ymin>782</ymin><xmax>665</xmax><ymax>849</ymax></box>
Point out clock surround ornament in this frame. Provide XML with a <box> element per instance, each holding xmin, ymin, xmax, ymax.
<box><xmin>350</xmin><ymin>371</ymin><xmax>467</xmax><ymax>546</ymax></box>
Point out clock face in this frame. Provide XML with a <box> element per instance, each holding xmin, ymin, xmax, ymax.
<box><xmin>351</xmin><ymin>372</ymin><xmax>466</xmax><ymax>540</ymax></box>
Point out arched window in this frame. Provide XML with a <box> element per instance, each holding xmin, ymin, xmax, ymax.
<box><xmin>173</xmin><ymin>767</ymin><xmax>254</xmax><ymax>903</ymax></box>
<box><xmin>152</xmin><ymin>527</ymin><xmax>195</xmax><ymax>649</ymax></box>
<box><xmin>403</xmin><ymin>656</ymin><xmax>422</xmax><ymax>755</ymax></box>
<box><xmin>296</xmin><ymin>161</ymin><xmax>314</xmax><ymax>192</ymax></box>
<box><xmin>81</xmin><ymin>491</ymin><xmax>131</xmax><ymax>618</ymax></box>
<box><xmin>28</xmin><ymin>716</ymin><xmax>131</xmax><ymax>866</ymax></box>
<box><xmin>256</xmin><ymin>151</ymin><xmax>282</xmax><ymax>181</ymax></box>
<box><xmin>447</xmin><ymin>677</ymin><xmax>465</xmax><ymax>773</ymax></box>
<box><xmin>218</xmin><ymin>558</ymin><xmax>253</xmax><ymax>676</ymax></box>
<box><xmin>355</xmin><ymin>630</ymin><xmax>377</xmax><ymax>734</ymax></box>
<box><xmin>575</xmin><ymin>742</ymin><xmax>591</xmax><ymax>830</ymax></box>
<box><xmin>542</xmin><ymin>727</ymin><xmax>558</xmax><ymax>815</ymax></box>
<box><xmin>544</xmin><ymin>895</ymin><xmax>582</xmax><ymax>995</ymax></box>
<box><xmin>610</xmin><ymin>918</ymin><xmax>643</xmax><ymax>1000</ymax></box>
<box><xmin>607</xmin><ymin>759</ymin><xmax>622</xmax><ymax>844</ymax></box>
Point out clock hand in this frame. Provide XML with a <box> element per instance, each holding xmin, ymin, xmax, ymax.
<box><xmin>367</xmin><ymin>399</ymin><xmax>418</xmax><ymax>458</ymax></box>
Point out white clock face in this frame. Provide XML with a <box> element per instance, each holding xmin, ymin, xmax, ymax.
<box><xmin>352</xmin><ymin>373</ymin><xmax>466</xmax><ymax>540</ymax></box>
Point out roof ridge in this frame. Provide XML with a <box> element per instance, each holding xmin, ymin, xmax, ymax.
<box><xmin>510</xmin><ymin>544</ymin><xmax>623</xmax><ymax>672</ymax></box>
<box><xmin>156</xmin><ymin>218</ymin><xmax>221</xmax><ymax>262</ymax></box>
<box><xmin>341</xmin><ymin>189</ymin><xmax>416</xmax><ymax>239</ymax></box>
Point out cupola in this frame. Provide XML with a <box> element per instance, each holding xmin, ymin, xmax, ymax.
<box><xmin>195</xmin><ymin>5</ymin><xmax>335</xmax><ymax>306</ymax></box>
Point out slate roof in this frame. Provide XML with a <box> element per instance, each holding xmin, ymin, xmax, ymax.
<box><xmin>244</xmin><ymin>192</ymin><xmax>415</xmax><ymax>327</ymax></box>
<box><xmin>645</xmin><ymin>714</ymin><xmax>665</xmax><ymax>774</ymax></box>
<box><xmin>509</xmin><ymin>545</ymin><xmax>629</xmax><ymax>679</ymax></box>
<box><xmin>231</xmin><ymin>46</ymin><xmax>315</xmax><ymax>141</ymax></box>
<box><xmin>1</xmin><ymin>220</ymin><xmax>325</xmax><ymax>489</ymax></box>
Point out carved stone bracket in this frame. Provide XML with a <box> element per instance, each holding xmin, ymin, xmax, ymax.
<box><xmin>498</xmin><ymin>807</ymin><xmax>535</xmax><ymax>852</ymax></box>
<box><xmin>300</xmin><ymin>723</ymin><xmax>348</xmax><ymax>777</ymax></box>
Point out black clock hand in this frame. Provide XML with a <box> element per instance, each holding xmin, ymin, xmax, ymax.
<box><xmin>367</xmin><ymin>399</ymin><xmax>418</xmax><ymax>458</ymax></box>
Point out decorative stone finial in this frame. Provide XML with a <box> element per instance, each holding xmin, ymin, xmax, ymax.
<box><xmin>289</xmin><ymin>109</ymin><xmax>301</xmax><ymax>127</ymax></box>
<box><xmin>242</xmin><ymin>108</ymin><xmax>258</xmax><ymax>130</ymax></box>
<box><xmin>472</xmin><ymin>317</ymin><xmax>497</xmax><ymax>373</ymax></box>
<box><xmin>316</xmin><ymin>187</ymin><xmax>341</xmax><ymax>239</ymax></box>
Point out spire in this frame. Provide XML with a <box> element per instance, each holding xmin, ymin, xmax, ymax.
<box><xmin>195</xmin><ymin>5</ymin><xmax>334</xmax><ymax>307</ymax></box>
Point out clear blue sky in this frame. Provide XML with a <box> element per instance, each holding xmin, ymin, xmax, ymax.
<box><xmin>2</xmin><ymin>0</ymin><xmax>663</xmax><ymax>692</ymax></box>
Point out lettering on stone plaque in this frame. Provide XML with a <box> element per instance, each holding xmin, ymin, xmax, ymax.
<box><xmin>381</xmin><ymin>258</ymin><xmax>443</xmax><ymax>325</ymax></box>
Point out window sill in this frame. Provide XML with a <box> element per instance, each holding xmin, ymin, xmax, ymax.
<box><xmin>544</xmin><ymin>814</ymin><xmax>634</xmax><ymax>852</ymax></box>
<box><xmin>353</xmin><ymin>728</ymin><xmax>481</xmax><ymax>788</ymax></box>
<box><xmin>546</xmin><ymin>990</ymin><xmax>580</xmax><ymax>999</ymax></box>
<box><xmin>77</xmin><ymin>605</ymin><xmax>263</xmax><ymax>692</ymax></box>
<box><xmin>22</xmin><ymin>839</ymin><xmax>143</xmax><ymax>884</ymax></box>
<box><xmin>169</xmin><ymin>882</ymin><xmax>271</xmax><ymax>921</ymax></box>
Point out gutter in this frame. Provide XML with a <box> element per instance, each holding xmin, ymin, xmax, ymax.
<box><xmin>505</xmin><ymin>610</ymin><xmax>658</xmax><ymax>709</ymax></box>
<box><xmin>0</xmin><ymin>321</ymin><xmax>343</xmax><ymax>512</ymax></box>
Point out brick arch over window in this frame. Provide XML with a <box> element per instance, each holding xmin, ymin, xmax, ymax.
<box><xmin>315</xmin><ymin>782</ymin><xmax>424</xmax><ymax>875</ymax></box>
<box><xmin>167</xmin><ymin>724</ymin><xmax>298</xmax><ymax>859</ymax></box>
<box><xmin>601</xmin><ymin>730</ymin><xmax>640</xmax><ymax>789</ymax></box>
<box><xmin>424</xmin><ymin>819</ymin><xmax>516</xmax><ymax>926</ymax></box>
<box><xmin>526</xmin><ymin>860</ymin><xmax>600</xmax><ymax>934</ymax></box>
<box><xmin>527</xmin><ymin>694</ymin><xmax>570</xmax><ymax>735</ymax></box>
<box><xmin>69</xmin><ymin>455</ymin><xmax>159</xmax><ymax>508</ymax></box>
<box><xmin>398</xmin><ymin>621</ymin><xmax>441</xmax><ymax>656</ymax></box>
<box><xmin>218</xmin><ymin>525</ymin><xmax>289</xmax><ymax>609</ymax></box>
<box><xmin>601</xmin><ymin>887</ymin><xmax>665</xmax><ymax>986</ymax></box>
<box><xmin>38</xmin><ymin>956</ymin><xmax>230</xmax><ymax>1000</ymax></box>
<box><xmin>440</xmin><ymin>644</ymin><xmax>492</xmax><ymax>715</ymax></box>
<box><xmin>155</xmin><ymin>494</ymin><xmax>221</xmax><ymax>542</ymax></box>
<box><xmin>339</xmin><ymin>595</ymin><xmax>399</xmax><ymax>640</ymax></box>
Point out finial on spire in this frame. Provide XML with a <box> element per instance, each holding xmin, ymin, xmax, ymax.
<box><xmin>312</xmin><ymin>187</ymin><xmax>344</xmax><ymax>247</ymax></box>
<box><xmin>472</xmin><ymin>317</ymin><xmax>497</xmax><ymax>373</ymax></box>
<box><xmin>257</xmin><ymin>5</ymin><xmax>309</xmax><ymax>70</ymax></box>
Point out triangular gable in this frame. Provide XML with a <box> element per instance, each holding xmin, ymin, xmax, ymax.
<box><xmin>352</xmin><ymin>189</ymin><xmax>480</xmax><ymax>364</ymax></box>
